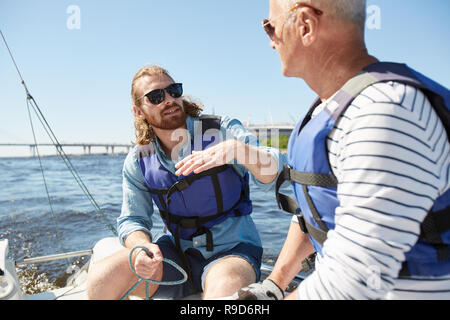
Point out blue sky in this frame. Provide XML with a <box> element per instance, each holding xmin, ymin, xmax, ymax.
<box><xmin>1</xmin><ymin>0</ymin><xmax>449</xmax><ymax>157</ymax></box>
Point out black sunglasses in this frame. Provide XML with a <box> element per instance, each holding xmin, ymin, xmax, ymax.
<box><xmin>141</xmin><ymin>83</ymin><xmax>183</xmax><ymax>105</ymax></box>
<box><xmin>262</xmin><ymin>3</ymin><xmax>323</xmax><ymax>39</ymax></box>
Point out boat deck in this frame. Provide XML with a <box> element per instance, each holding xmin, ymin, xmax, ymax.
<box><xmin>25</xmin><ymin>263</ymin><xmax>303</xmax><ymax>300</ymax></box>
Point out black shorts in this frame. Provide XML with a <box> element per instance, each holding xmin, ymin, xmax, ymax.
<box><xmin>152</xmin><ymin>235</ymin><xmax>263</xmax><ymax>299</ymax></box>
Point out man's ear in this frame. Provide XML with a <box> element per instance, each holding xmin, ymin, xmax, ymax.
<box><xmin>296</xmin><ymin>9</ymin><xmax>319</xmax><ymax>47</ymax></box>
<box><xmin>132</xmin><ymin>105</ymin><xmax>145</xmax><ymax>119</ymax></box>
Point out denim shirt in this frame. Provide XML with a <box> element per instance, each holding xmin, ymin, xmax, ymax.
<box><xmin>117</xmin><ymin>115</ymin><xmax>286</xmax><ymax>259</ymax></box>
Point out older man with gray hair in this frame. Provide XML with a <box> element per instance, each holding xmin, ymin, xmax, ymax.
<box><xmin>234</xmin><ymin>0</ymin><xmax>450</xmax><ymax>300</ymax></box>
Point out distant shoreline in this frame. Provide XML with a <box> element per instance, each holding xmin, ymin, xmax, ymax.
<box><xmin>0</xmin><ymin>152</ymin><xmax>129</xmax><ymax>160</ymax></box>
<box><xmin>0</xmin><ymin>148</ymin><xmax>288</xmax><ymax>159</ymax></box>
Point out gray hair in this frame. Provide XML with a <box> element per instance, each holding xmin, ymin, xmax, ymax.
<box><xmin>283</xmin><ymin>0</ymin><xmax>367</xmax><ymax>26</ymax></box>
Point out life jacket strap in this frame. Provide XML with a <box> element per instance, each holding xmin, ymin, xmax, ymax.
<box><xmin>420</xmin><ymin>207</ymin><xmax>450</xmax><ymax>262</ymax></box>
<box><xmin>194</xmin><ymin>227</ymin><xmax>214</xmax><ymax>252</ymax></box>
<box><xmin>165</xmin><ymin>165</ymin><xmax>230</xmax><ymax>207</ymax></box>
<box><xmin>301</xmin><ymin>252</ymin><xmax>317</xmax><ymax>273</ymax></box>
<box><xmin>282</xmin><ymin>165</ymin><xmax>338</xmax><ymax>187</ymax></box>
<box><xmin>159</xmin><ymin>186</ymin><xmax>245</xmax><ymax>249</ymax></box>
<box><xmin>276</xmin><ymin>190</ymin><xmax>328</xmax><ymax>245</ymax></box>
<box><xmin>156</xmin><ymin>166</ymin><xmax>247</xmax><ymax>252</ymax></box>
<box><xmin>146</xmin><ymin>166</ymin><xmax>230</xmax><ymax>200</ymax></box>
<box><xmin>172</xmin><ymin>223</ymin><xmax>196</xmax><ymax>291</ymax></box>
<box><xmin>275</xmin><ymin>165</ymin><xmax>333</xmax><ymax>244</ymax></box>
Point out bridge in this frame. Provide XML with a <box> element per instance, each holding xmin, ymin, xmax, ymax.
<box><xmin>0</xmin><ymin>143</ymin><xmax>132</xmax><ymax>157</ymax></box>
<box><xmin>0</xmin><ymin>124</ymin><xmax>295</xmax><ymax>157</ymax></box>
<box><xmin>245</xmin><ymin>123</ymin><xmax>294</xmax><ymax>140</ymax></box>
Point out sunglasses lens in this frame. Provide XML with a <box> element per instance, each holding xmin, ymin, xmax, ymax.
<box><xmin>166</xmin><ymin>83</ymin><xmax>183</xmax><ymax>98</ymax></box>
<box><xmin>144</xmin><ymin>83</ymin><xmax>183</xmax><ymax>105</ymax></box>
<box><xmin>262</xmin><ymin>19</ymin><xmax>274</xmax><ymax>39</ymax></box>
<box><xmin>146</xmin><ymin>89</ymin><xmax>165</xmax><ymax>105</ymax></box>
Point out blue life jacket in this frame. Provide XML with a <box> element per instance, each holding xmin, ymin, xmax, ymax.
<box><xmin>137</xmin><ymin>115</ymin><xmax>252</xmax><ymax>252</ymax></box>
<box><xmin>276</xmin><ymin>62</ymin><xmax>450</xmax><ymax>277</ymax></box>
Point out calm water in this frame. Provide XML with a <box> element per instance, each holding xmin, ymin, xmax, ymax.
<box><xmin>0</xmin><ymin>153</ymin><xmax>293</xmax><ymax>293</ymax></box>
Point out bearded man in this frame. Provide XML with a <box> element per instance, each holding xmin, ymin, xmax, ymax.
<box><xmin>87</xmin><ymin>65</ymin><xmax>285</xmax><ymax>300</ymax></box>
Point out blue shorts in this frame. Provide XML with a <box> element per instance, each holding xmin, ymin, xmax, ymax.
<box><xmin>152</xmin><ymin>235</ymin><xmax>263</xmax><ymax>299</ymax></box>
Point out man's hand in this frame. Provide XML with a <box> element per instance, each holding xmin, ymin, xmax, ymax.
<box><xmin>175</xmin><ymin>139</ymin><xmax>278</xmax><ymax>184</ymax></box>
<box><xmin>132</xmin><ymin>243</ymin><xmax>164</xmax><ymax>280</ymax></box>
<box><xmin>232</xmin><ymin>279</ymin><xmax>284</xmax><ymax>300</ymax></box>
<box><xmin>175</xmin><ymin>140</ymin><xmax>237</xmax><ymax>176</ymax></box>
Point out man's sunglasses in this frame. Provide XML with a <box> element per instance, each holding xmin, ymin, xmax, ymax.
<box><xmin>262</xmin><ymin>2</ymin><xmax>323</xmax><ymax>39</ymax></box>
<box><xmin>141</xmin><ymin>83</ymin><xmax>183</xmax><ymax>105</ymax></box>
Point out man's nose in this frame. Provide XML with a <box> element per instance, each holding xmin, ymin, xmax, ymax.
<box><xmin>163</xmin><ymin>90</ymin><xmax>176</xmax><ymax>105</ymax></box>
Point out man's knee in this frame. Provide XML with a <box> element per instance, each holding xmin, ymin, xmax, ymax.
<box><xmin>86</xmin><ymin>238</ymin><xmax>136</xmax><ymax>300</ymax></box>
<box><xmin>203</xmin><ymin>256</ymin><xmax>256</xmax><ymax>299</ymax></box>
<box><xmin>89</xmin><ymin>237</ymin><xmax>123</xmax><ymax>270</ymax></box>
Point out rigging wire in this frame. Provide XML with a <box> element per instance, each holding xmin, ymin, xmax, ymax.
<box><xmin>0</xmin><ymin>29</ymin><xmax>117</xmax><ymax>237</ymax></box>
<box><xmin>27</xmin><ymin>93</ymin><xmax>117</xmax><ymax>236</ymax></box>
<box><xmin>0</xmin><ymin>30</ymin><xmax>26</xmax><ymax>85</ymax></box>
<box><xmin>26</xmin><ymin>98</ymin><xmax>67</xmax><ymax>257</ymax></box>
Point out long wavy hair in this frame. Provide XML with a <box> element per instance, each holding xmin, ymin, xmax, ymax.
<box><xmin>131</xmin><ymin>65</ymin><xmax>203</xmax><ymax>145</ymax></box>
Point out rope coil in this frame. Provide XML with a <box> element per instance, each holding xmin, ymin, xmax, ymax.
<box><xmin>120</xmin><ymin>245</ymin><xmax>188</xmax><ymax>300</ymax></box>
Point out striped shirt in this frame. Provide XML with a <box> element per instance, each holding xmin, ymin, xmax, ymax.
<box><xmin>296</xmin><ymin>81</ymin><xmax>450</xmax><ymax>300</ymax></box>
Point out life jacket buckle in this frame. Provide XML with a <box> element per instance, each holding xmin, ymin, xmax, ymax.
<box><xmin>173</xmin><ymin>179</ymin><xmax>190</xmax><ymax>192</ymax></box>
<box><xmin>301</xmin><ymin>252</ymin><xmax>316</xmax><ymax>273</ymax></box>
<box><xmin>283</xmin><ymin>165</ymin><xmax>292</xmax><ymax>181</ymax></box>
<box><xmin>295</xmin><ymin>208</ymin><xmax>308</xmax><ymax>234</ymax></box>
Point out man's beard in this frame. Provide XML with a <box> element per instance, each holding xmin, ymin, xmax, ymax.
<box><xmin>148</xmin><ymin>102</ymin><xmax>187</xmax><ymax>130</ymax></box>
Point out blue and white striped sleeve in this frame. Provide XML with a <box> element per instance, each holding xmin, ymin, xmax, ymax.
<box><xmin>117</xmin><ymin>147</ymin><xmax>154</xmax><ymax>245</ymax></box>
<box><xmin>297</xmin><ymin>82</ymin><xmax>450</xmax><ymax>299</ymax></box>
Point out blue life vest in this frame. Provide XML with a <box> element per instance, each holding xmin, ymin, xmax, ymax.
<box><xmin>276</xmin><ymin>62</ymin><xmax>450</xmax><ymax>277</ymax></box>
<box><xmin>137</xmin><ymin>115</ymin><xmax>252</xmax><ymax>252</ymax></box>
